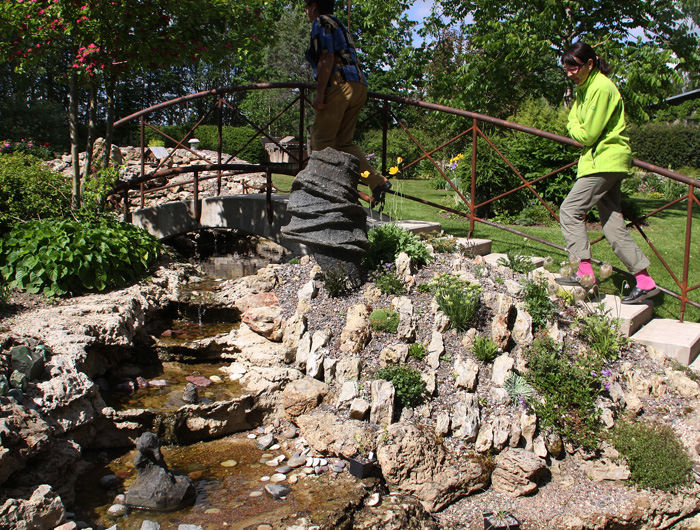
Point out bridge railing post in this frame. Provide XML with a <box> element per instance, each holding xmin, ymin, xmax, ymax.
<box><xmin>470</xmin><ymin>117</ymin><xmax>477</xmax><ymax>237</ymax></box>
<box><xmin>299</xmin><ymin>88</ymin><xmax>305</xmax><ymax>171</ymax></box>
<box><xmin>217</xmin><ymin>97</ymin><xmax>223</xmax><ymax>195</ymax></box>
<box><xmin>193</xmin><ymin>170</ymin><xmax>201</xmax><ymax>222</ymax></box>
<box><xmin>381</xmin><ymin>100</ymin><xmax>389</xmax><ymax>176</ymax></box>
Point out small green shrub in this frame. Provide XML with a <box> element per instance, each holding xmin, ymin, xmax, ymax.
<box><xmin>472</xmin><ymin>335</ymin><xmax>499</xmax><ymax>363</ymax></box>
<box><xmin>0</xmin><ymin>153</ymin><xmax>71</xmax><ymax>233</ymax></box>
<box><xmin>408</xmin><ymin>343</ymin><xmax>426</xmax><ymax>360</ymax></box>
<box><xmin>522</xmin><ymin>277</ymin><xmax>556</xmax><ymax>329</ymax></box>
<box><xmin>420</xmin><ymin>233</ymin><xmax>457</xmax><ymax>254</ymax></box>
<box><xmin>497</xmin><ymin>249</ymin><xmax>535</xmax><ymax>274</ymax></box>
<box><xmin>428</xmin><ymin>273</ymin><xmax>481</xmax><ymax>332</ymax></box>
<box><xmin>375</xmin><ymin>364</ymin><xmax>426</xmax><ymax>408</ymax></box>
<box><xmin>370</xmin><ymin>263</ymin><xmax>405</xmax><ymax>295</ymax></box>
<box><xmin>575</xmin><ymin>307</ymin><xmax>625</xmax><ymax>361</ymax></box>
<box><xmin>363</xmin><ymin>223</ymin><xmax>433</xmax><ymax>271</ymax></box>
<box><xmin>524</xmin><ymin>336</ymin><xmax>603</xmax><ymax>450</ymax></box>
<box><xmin>0</xmin><ymin>218</ymin><xmax>162</xmax><ymax>297</ymax></box>
<box><xmin>370</xmin><ymin>308</ymin><xmax>400</xmax><ymax>333</ymax></box>
<box><xmin>612</xmin><ymin>419</ymin><xmax>694</xmax><ymax>490</ymax></box>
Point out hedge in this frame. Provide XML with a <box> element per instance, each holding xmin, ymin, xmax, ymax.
<box><xmin>629</xmin><ymin>123</ymin><xmax>700</xmax><ymax>170</ymax></box>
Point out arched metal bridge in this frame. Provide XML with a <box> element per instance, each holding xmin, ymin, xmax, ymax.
<box><xmin>111</xmin><ymin>82</ymin><xmax>700</xmax><ymax>321</ymax></box>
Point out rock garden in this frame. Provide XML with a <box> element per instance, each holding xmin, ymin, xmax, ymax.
<box><xmin>2</xmin><ymin>222</ymin><xmax>700</xmax><ymax>530</ymax></box>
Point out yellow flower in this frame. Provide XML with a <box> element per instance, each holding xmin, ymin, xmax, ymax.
<box><xmin>361</xmin><ymin>171</ymin><xmax>370</xmax><ymax>178</ymax></box>
<box><xmin>396</xmin><ymin>157</ymin><xmax>403</xmax><ymax>164</ymax></box>
<box><xmin>389</xmin><ymin>166</ymin><xmax>399</xmax><ymax>175</ymax></box>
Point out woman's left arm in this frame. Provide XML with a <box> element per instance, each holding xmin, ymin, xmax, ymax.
<box><xmin>567</xmin><ymin>88</ymin><xmax>614</xmax><ymax>146</ymax></box>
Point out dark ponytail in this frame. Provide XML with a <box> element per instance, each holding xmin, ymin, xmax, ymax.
<box><xmin>562</xmin><ymin>42</ymin><xmax>611</xmax><ymax>75</ymax></box>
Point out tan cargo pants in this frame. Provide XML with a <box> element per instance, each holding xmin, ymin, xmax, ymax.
<box><xmin>311</xmin><ymin>79</ymin><xmax>384</xmax><ymax>190</ymax></box>
<box><xmin>559</xmin><ymin>172</ymin><xmax>650</xmax><ymax>274</ymax></box>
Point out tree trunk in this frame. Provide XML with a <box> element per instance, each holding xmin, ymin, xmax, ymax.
<box><xmin>82</xmin><ymin>83</ymin><xmax>97</xmax><ymax>181</ymax></box>
<box><xmin>102</xmin><ymin>76</ymin><xmax>115</xmax><ymax>169</ymax></box>
<box><xmin>69</xmin><ymin>70</ymin><xmax>81</xmax><ymax>210</ymax></box>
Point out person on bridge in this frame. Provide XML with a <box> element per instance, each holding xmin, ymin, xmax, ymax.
<box><xmin>556</xmin><ymin>42</ymin><xmax>659</xmax><ymax>304</ymax></box>
<box><xmin>304</xmin><ymin>0</ymin><xmax>392</xmax><ymax>208</ymax></box>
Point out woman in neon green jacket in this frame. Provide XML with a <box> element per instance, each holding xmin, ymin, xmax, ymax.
<box><xmin>556</xmin><ymin>42</ymin><xmax>659</xmax><ymax>304</ymax></box>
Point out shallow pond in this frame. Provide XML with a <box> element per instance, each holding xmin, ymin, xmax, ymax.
<box><xmin>74</xmin><ymin>435</ymin><xmax>364</xmax><ymax>529</ymax></box>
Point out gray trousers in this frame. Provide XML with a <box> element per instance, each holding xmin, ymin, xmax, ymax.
<box><xmin>560</xmin><ymin>172</ymin><xmax>650</xmax><ymax>274</ymax></box>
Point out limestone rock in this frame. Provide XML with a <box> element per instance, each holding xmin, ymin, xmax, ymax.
<box><xmin>282</xmin><ymin>377</ymin><xmax>329</xmax><ymax>419</ymax></box>
<box><xmin>296</xmin><ymin>412</ymin><xmax>375</xmax><ymax>458</ymax></box>
<box><xmin>427</xmin><ymin>331</ymin><xmax>444</xmax><ymax>370</ymax></box>
<box><xmin>336</xmin><ymin>356</ymin><xmax>363</xmax><ymax>382</ymax></box>
<box><xmin>511</xmin><ymin>306</ymin><xmax>534</xmax><ymax>346</ymax></box>
<box><xmin>349</xmin><ymin>398</ymin><xmax>370</xmax><ymax>421</ymax></box>
<box><xmin>370</xmin><ymin>380</ymin><xmax>396</xmax><ymax>425</ymax></box>
<box><xmin>339</xmin><ymin>304</ymin><xmax>372</xmax><ymax>354</ymax></box>
<box><xmin>240</xmin><ymin>306</ymin><xmax>284</xmax><ymax>341</ymax></box>
<box><xmin>380</xmin><ymin>344</ymin><xmax>409</xmax><ymax>365</ymax></box>
<box><xmin>0</xmin><ymin>484</ymin><xmax>65</xmax><ymax>530</ymax></box>
<box><xmin>492</xmin><ymin>354</ymin><xmax>515</xmax><ymax>386</ymax></box>
<box><xmin>452</xmin><ymin>393</ymin><xmax>480</xmax><ymax>442</ymax></box>
<box><xmin>491</xmin><ymin>448</ymin><xmax>547</xmax><ymax>497</ymax></box>
<box><xmin>454</xmin><ymin>356</ymin><xmax>479</xmax><ymax>391</ymax></box>
<box><xmin>491</xmin><ymin>314</ymin><xmax>511</xmax><ymax>350</ymax></box>
<box><xmin>377</xmin><ymin>422</ymin><xmax>489</xmax><ymax>512</ymax></box>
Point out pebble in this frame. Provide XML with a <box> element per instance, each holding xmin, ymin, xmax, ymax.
<box><xmin>221</xmin><ymin>460</ymin><xmax>238</xmax><ymax>467</ymax></box>
<box><xmin>258</xmin><ymin>525</ymin><xmax>273</xmax><ymax>530</ymax></box>
<box><xmin>178</xmin><ymin>525</ymin><xmax>204</xmax><ymax>530</ymax></box>
<box><xmin>288</xmin><ymin>475</ymin><xmax>299</xmax><ymax>485</ymax></box>
<box><xmin>261</xmin><ymin>476</ymin><xmax>271</xmax><ymax>482</ymax></box>
<box><xmin>141</xmin><ymin>521</ymin><xmax>161</xmax><ymax>530</ymax></box>
<box><xmin>264</xmin><ymin>484</ymin><xmax>291</xmax><ymax>499</ymax></box>
<box><xmin>270</xmin><ymin>473</ymin><xmax>287</xmax><ymax>482</ymax></box>
<box><xmin>272</xmin><ymin>419</ymin><xmax>281</xmax><ymax>428</ymax></box>
<box><xmin>366</xmin><ymin>493</ymin><xmax>381</xmax><ymax>507</ymax></box>
<box><xmin>99</xmin><ymin>474</ymin><xmax>120</xmax><ymax>489</ymax></box>
<box><xmin>257</xmin><ymin>434</ymin><xmax>275</xmax><ymax>450</ymax></box>
<box><xmin>113</xmin><ymin>493</ymin><xmax>126</xmax><ymax>504</ymax></box>
<box><xmin>270</xmin><ymin>443</ymin><xmax>281</xmax><ymax>450</ymax></box>
<box><xmin>209</xmin><ymin>375</ymin><xmax>223</xmax><ymax>384</ymax></box>
<box><xmin>247</xmin><ymin>433</ymin><xmax>257</xmax><ymax>439</ymax></box>
<box><xmin>257</xmin><ymin>426</ymin><xmax>266</xmax><ymax>434</ymax></box>
<box><xmin>276</xmin><ymin>465</ymin><xmax>292</xmax><ymax>474</ymax></box>
<box><xmin>282</xmin><ymin>427</ymin><xmax>298</xmax><ymax>439</ymax></box>
<box><xmin>288</xmin><ymin>456</ymin><xmax>306</xmax><ymax>468</ymax></box>
<box><xmin>107</xmin><ymin>504</ymin><xmax>128</xmax><ymax>517</ymax></box>
<box><xmin>313</xmin><ymin>466</ymin><xmax>322</xmax><ymax>474</ymax></box>
<box><xmin>250</xmin><ymin>491</ymin><xmax>263</xmax><ymax>498</ymax></box>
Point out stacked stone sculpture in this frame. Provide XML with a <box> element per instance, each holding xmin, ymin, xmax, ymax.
<box><xmin>125</xmin><ymin>432</ymin><xmax>196</xmax><ymax>511</ymax></box>
<box><xmin>281</xmin><ymin>148</ymin><xmax>369</xmax><ymax>288</ymax></box>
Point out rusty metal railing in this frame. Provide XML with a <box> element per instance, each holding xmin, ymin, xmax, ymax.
<box><xmin>112</xmin><ymin>82</ymin><xmax>700</xmax><ymax>321</ymax></box>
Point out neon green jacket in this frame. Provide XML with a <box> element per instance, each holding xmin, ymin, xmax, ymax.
<box><xmin>567</xmin><ymin>68</ymin><xmax>631</xmax><ymax>177</ymax></box>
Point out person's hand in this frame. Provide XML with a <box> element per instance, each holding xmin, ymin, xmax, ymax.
<box><xmin>313</xmin><ymin>93</ymin><xmax>325</xmax><ymax>111</ymax></box>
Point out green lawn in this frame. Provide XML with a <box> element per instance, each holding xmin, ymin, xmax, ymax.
<box><xmin>272</xmin><ymin>174</ymin><xmax>700</xmax><ymax>323</ymax></box>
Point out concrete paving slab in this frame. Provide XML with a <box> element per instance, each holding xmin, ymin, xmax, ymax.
<box><xmin>483</xmin><ymin>253</ymin><xmax>546</xmax><ymax>268</ymax></box>
<box><xmin>632</xmin><ymin>319</ymin><xmax>700</xmax><ymax>365</ymax></box>
<box><xmin>590</xmin><ymin>294</ymin><xmax>654</xmax><ymax>337</ymax></box>
<box><xmin>454</xmin><ymin>238</ymin><xmax>492</xmax><ymax>256</ymax></box>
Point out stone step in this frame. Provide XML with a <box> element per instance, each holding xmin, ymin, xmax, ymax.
<box><xmin>590</xmin><ymin>294</ymin><xmax>654</xmax><ymax>337</ymax></box>
<box><xmin>632</xmin><ymin>319</ymin><xmax>700</xmax><ymax>366</ymax></box>
<box><xmin>483</xmin><ymin>253</ymin><xmax>546</xmax><ymax>268</ymax></box>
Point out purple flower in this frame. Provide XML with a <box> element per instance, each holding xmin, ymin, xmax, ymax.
<box><xmin>449</xmin><ymin>162</ymin><xmax>458</xmax><ymax>170</ymax></box>
<box><xmin>604</xmin><ymin>382</ymin><xmax>611</xmax><ymax>391</ymax></box>
<box><xmin>601</xmin><ymin>369</ymin><xmax>612</xmax><ymax>378</ymax></box>
<box><xmin>519</xmin><ymin>396</ymin><xmax>528</xmax><ymax>410</ymax></box>
<box><xmin>590</xmin><ymin>371</ymin><xmax>597</xmax><ymax>377</ymax></box>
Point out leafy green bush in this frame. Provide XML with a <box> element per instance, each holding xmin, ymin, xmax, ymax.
<box><xmin>370</xmin><ymin>263</ymin><xmax>404</xmax><ymax>295</ymax></box>
<box><xmin>370</xmin><ymin>308</ymin><xmax>400</xmax><ymax>333</ymax></box>
<box><xmin>375</xmin><ymin>364</ymin><xmax>426</xmax><ymax>408</ymax></box>
<box><xmin>363</xmin><ymin>223</ymin><xmax>433</xmax><ymax>271</ymax></box>
<box><xmin>524</xmin><ymin>336</ymin><xmax>603</xmax><ymax>450</ymax></box>
<box><xmin>0</xmin><ymin>218</ymin><xmax>162</xmax><ymax>297</ymax></box>
<box><xmin>504</xmin><ymin>373</ymin><xmax>534</xmax><ymax>403</ymax></box>
<box><xmin>428</xmin><ymin>273</ymin><xmax>481</xmax><ymax>332</ymax></box>
<box><xmin>612</xmin><ymin>419</ymin><xmax>693</xmax><ymax>490</ymax></box>
<box><xmin>472</xmin><ymin>335</ymin><xmax>499</xmax><ymax>363</ymax></box>
<box><xmin>522</xmin><ymin>277</ymin><xmax>556</xmax><ymax>329</ymax></box>
<box><xmin>0</xmin><ymin>153</ymin><xmax>72</xmax><ymax>233</ymax></box>
<box><xmin>0</xmin><ymin>139</ymin><xmax>54</xmax><ymax>160</ymax></box>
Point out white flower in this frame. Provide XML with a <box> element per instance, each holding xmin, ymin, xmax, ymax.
<box><xmin>600</xmin><ymin>263</ymin><xmax>613</xmax><ymax>280</ymax></box>
<box><xmin>560</xmin><ymin>265</ymin><xmax>572</xmax><ymax>278</ymax></box>
<box><xmin>580</xmin><ymin>274</ymin><xmax>596</xmax><ymax>288</ymax></box>
<box><xmin>572</xmin><ymin>286</ymin><xmax>586</xmax><ymax>301</ymax></box>
<box><xmin>569</xmin><ymin>256</ymin><xmax>582</xmax><ymax>269</ymax></box>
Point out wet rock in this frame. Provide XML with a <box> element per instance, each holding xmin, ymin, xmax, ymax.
<box><xmin>125</xmin><ymin>432</ymin><xmax>196</xmax><ymax>511</ymax></box>
<box><xmin>0</xmin><ymin>404</ymin><xmax>51</xmax><ymax>485</ymax></box>
<box><xmin>9</xmin><ymin>370</ymin><xmax>28</xmax><ymax>391</ymax></box>
<box><xmin>0</xmin><ymin>484</ymin><xmax>65</xmax><ymax>530</ymax></box>
<box><xmin>141</xmin><ymin>521</ymin><xmax>161</xmax><ymax>530</ymax></box>
<box><xmin>100</xmin><ymin>474</ymin><xmax>121</xmax><ymax>489</ymax></box>
<box><xmin>10</xmin><ymin>346</ymin><xmax>45</xmax><ymax>380</ymax></box>
<box><xmin>282</xmin><ymin>377</ymin><xmax>329</xmax><ymax>419</ymax></box>
<box><xmin>264</xmin><ymin>484</ymin><xmax>291</xmax><ymax>499</ymax></box>
<box><xmin>377</xmin><ymin>422</ymin><xmax>489</xmax><ymax>512</ymax></box>
<box><xmin>182</xmin><ymin>383</ymin><xmax>198</xmax><ymax>404</ymax></box>
<box><xmin>108</xmin><ymin>504</ymin><xmax>129</xmax><ymax>516</ymax></box>
<box><xmin>257</xmin><ymin>434</ymin><xmax>275</xmax><ymax>451</ymax></box>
